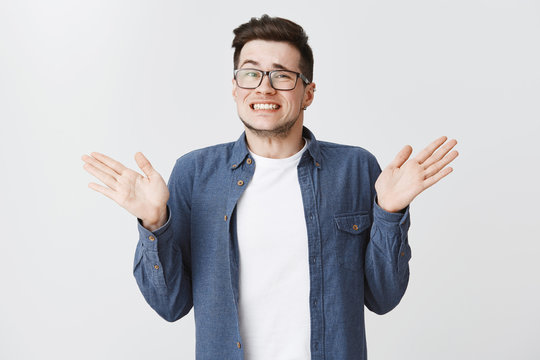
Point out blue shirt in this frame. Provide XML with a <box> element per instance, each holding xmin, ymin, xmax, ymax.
<box><xmin>134</xmin><ymin>127</ymin><xmax>412</xmax><ymax>360</ymax></box>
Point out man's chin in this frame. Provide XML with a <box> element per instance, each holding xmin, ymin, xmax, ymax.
<box><xmin>240</xmin><ymin>117</ymin><xmax>298</xmax><ymax>138</ymax></box>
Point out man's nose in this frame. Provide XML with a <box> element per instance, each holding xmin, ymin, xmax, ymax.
<box><xmin>256</xmin><ymin>74</ymin><xmax>276</xmax><ymax>94</ymax></box>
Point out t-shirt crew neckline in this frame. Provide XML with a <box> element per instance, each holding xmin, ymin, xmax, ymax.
<box><xmin>248</xmin><ymin>138</ymin><xmax>309</xmax><ymax>166</ymax></box>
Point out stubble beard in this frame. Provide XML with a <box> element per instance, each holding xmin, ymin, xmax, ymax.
<box><xmin>239</xmin><ymin>109</ymin><xmax>302</xmax><ymax>139</ymax></box>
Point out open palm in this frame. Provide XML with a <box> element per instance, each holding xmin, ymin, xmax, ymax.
<box><xmin>375</xmin><ymin>136</ymin><xmax>459</xmax><ymax>213</ymax></box>
<box><xmin>82</xmin><ymin>152</ymin><xmax>169</xmax><ymax>228</ymax></box>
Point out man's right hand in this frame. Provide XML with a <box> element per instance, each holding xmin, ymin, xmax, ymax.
<box><xmin>82</xmin><ymin>152</ymin><xmax>169</xmax><ymax>231</ymax></box>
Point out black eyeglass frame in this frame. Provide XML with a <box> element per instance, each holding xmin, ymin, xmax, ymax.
<box><xmin>233</xmin><ymin>68</ymin><xmax>311</xmax><ymax>91</ymax></box>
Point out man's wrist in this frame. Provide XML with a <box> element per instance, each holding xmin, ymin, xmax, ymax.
<box><xmin>376</xmin><ymin>197</ymin><xmax>403</xmax><ymax>213</ymax></box>
<box><xmin>141</xmin><ymin>207</ymin><xmax>168</xmax><ymax>232</ymax></box>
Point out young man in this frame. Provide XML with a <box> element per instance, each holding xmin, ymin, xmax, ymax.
<box><xmin>82</xmin><ymin>15</ymin><xmax>458</xmax><ymax>360</ymax></box>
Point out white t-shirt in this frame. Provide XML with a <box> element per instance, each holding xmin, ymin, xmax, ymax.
<box><xmin>236</xmin><ymin>139</ymin><xmax>311</xmax><ymax>360</ymax></box>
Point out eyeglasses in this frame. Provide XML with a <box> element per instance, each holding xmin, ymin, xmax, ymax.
<box><xmin>234</xmin><ymin>68</ymin><xmax>310</xmax><ymax>91</ymax></box>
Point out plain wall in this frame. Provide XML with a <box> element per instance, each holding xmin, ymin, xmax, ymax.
<box><xmin>1</xmin><ymin>0</ymin><xmax>539</xmax><ymax>359</ymax></box>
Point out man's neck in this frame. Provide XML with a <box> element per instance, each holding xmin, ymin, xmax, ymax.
<box><xmin>245</xmin><ymin>123</ymin><xmax>305</xmax><ymax>159</ymax></box>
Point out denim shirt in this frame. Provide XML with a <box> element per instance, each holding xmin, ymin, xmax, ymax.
<box><xmin>134</xmin><ymin>127</ymin><xmax>412</xmax><ymax>360</ymax></box>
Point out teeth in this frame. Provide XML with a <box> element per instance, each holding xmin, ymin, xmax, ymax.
<box><xmin>253</xmin><ymin>103</ymin><xmax>279</xmax><ymax>110</ymax></box>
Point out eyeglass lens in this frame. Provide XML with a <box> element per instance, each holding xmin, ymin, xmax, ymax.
<box><xmin>236</xmin><ymin>69</ymin><xmax>298</xmax><ymax>90</ymax></box>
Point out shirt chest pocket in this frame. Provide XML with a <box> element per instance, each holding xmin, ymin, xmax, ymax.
<box><xmin>334</xmin><ymin>212</ymin><xmax>371</xmax><ymax>272</ymax></box>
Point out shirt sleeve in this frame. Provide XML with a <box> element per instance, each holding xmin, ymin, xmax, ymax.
<box><xmin>133</xmin><ymin>156</ymin><xmax>195</xmax><ymax>322</ymax></box>
<box><xmin>364</xmin><ymin>159</ymin><xmax>412</xmax><ymax>315</ymax></box>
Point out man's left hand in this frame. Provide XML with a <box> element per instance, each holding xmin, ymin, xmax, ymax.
<box><xmin>375</xmin><ymin>136</ymin><xmax>459</xmax><ymax>213</ymax></box>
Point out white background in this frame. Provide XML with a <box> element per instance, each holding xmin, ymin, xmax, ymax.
<box><xmin>1</xmin><ymin>0</ymin><xmax>539</xmax><ymax>359</ymax></box>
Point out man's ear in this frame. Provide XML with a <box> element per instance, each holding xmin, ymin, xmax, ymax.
<box><xmin>303</xmin><ymin>82</ymin><xmax>316</xmax><ymax>108</ymax></box>
<box><xmin>232</xmin><ymin>78</ymin><xmax>237</xmax><ymax>100</ymax></box>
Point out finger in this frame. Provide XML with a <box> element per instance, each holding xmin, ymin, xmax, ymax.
<box><xmin>135</xmin><ymin>152</ymin><xmax>155</xmax><ymax>178</ymax></box>
<box><xmin>88</xmin><ymin>182</ymin><xmax>118</xmax><ymax>202</ymax></box>
<box><xmin>83</xmin><ymin>163</ymin><xmax>118</xmax><ymax>190</ymax></box>
<box><xmin>424</xmin><ymin>150</ymin><xmax>459</xmax><ymax>178</ymax></box>
<box><xmin>387</xmin><ymin>145</ymin><xmax>413</xmax><ymax>169</ymax></box>
<box><xmin>421</xmin><ymin>139</ymin><xmax>458</xmax><ymax>169</ymax></box>
<box><xmin>82</xmin><ymin>154</ymin><xmax>120</xmax><ymax>179</ymax></box>
<box><xmin>90</xmin><ymin>152</ymin><xmax>127</xmax><ymax>174</ymax></box>
<box><xmin>423</xmin><ymin>166</ymin><xmax>453</xmax><ymax>189</ymax></box>
<box><xmin>414</xmin><ymin>136</ymin><xmax>448</xmax><ymax>164</ymax></box>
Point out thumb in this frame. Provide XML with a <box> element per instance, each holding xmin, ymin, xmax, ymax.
<box><xmin>135</xmin><ymin>152</ymin><xmax>155</xmax><ymax>178</ymax></box>
<box><xmin>388</xmin><ymin>145</ymin><xmax>413</xmax><ymax>169</ymax></box>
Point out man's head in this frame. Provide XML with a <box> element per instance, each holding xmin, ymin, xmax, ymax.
<box><xmin>231</xmin><ymin>15</ymin><xmax>316</xmax><ymax>139</ymax></box>
<box><xmin>232</xmin><ymin>15</ymin><xmax>314</xmax><ymax>83</ymax></box>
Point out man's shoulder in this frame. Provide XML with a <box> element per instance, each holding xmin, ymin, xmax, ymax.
<box><xmin>317</xmin><ymin>139</ymin><xmax>378</xmax><ymax>163</ymax></box>
<box><xmin>175</xmin><ymin>141</ymin><xmax>237</xmax><ymax>165</ymax></box>
<box><xmin>168</xmin><ymin>141</ymin><xmax>239</xmax><ymax>185</ymax></box>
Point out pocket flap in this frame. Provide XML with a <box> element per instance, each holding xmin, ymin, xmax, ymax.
<box><xmin>334</xmin><ymin>212</ymin><xmax>371</xmax><ymax>235</ymax></box>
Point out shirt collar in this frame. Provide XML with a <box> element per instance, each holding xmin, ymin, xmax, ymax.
<box><xmin>302</xmin><ymin>126</ymin><xmax>322</xmax><ymax>169</ymax></box>
<box><xmin>230</xmin><ymin>126</ymin><xmax>322</xmax><ymax>170</ymax></box>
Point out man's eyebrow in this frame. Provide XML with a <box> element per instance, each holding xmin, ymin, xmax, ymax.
<box><xmin>238</xmin><ymin>60</ymin><xmax>293</xmax><ymax>71</ymax></box>
<box><xmin>239</xmin><ymin>60</ymin><xmax>260</xmax><ymax>68</ymax></box>
<box><xmin>271</xmin><ymin>63</ymin><xmax>288</xmax><ymax>70</ymax></box>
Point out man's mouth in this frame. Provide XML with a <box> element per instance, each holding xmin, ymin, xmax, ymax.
<box><xmin>250</xmin><ymin>103</ymin><xmax>281</xmax><ymax>110</ymax></box>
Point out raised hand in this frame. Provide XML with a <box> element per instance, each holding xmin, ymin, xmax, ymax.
<box><xmin>375</xmin><ymin>136</ymin><xmax>459</xmax><ymax>213</ymax></box>
<box><xmin>82</xmin><ymin>152</ymin><xmax>169</xmax><ymax>230</ymax></box>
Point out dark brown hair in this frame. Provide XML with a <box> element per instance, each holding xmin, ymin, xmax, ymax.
<box><xmin>232</xmin><ymin>15</ymin><xmax>314</xmax><ymax>82</ymax></box>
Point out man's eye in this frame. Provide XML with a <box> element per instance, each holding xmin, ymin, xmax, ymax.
<box><xmin>274</xmin><ymin>72</ymin><xmax>293</xmax><ymax>79</ymax></box>
<box><xmin>246</xmin><ymin>71</ymin><xmax>259</xmax><ymax>77</ymax></box>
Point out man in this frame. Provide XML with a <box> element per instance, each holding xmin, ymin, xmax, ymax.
<box><xmin>82</xmin><ymin>15</ymin><xmax>458</xmax><ymax>360</ymax></box>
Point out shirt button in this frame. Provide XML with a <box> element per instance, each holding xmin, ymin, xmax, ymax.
<box><xmin>311</xmin><ymin>257</ymin><xmax>316</xmax><ymax>264</ymax></box>
<box><xmin>154</xmin><ymin>265</ymin><xmax>159</xmax><ymax>270</ymax></box>
<box><xmin>315</xmin><ymin>162</ymin><xmax>320</xmax><ymax>167</ymax></box>
<box><xmin>313</xmin><ymin>299</ymin><xmax>318</xmax><ymax>306</ymax></box>
<box><xmin>246</xmin><ymin>158</ymin><xmax>252</xmax><ymax>165</ymax></box>
<box><xmin>237</xmin><ymin>342</ymin><xmax>241</xmax><ymax>349</ymax></box>
<box><xmin>237</xmin><ymin>180</ymin><xmax>244</xmax><ymax>186</ymax></box>
<box><xmin>314</xmin><ymin>342</ymin><xmax>319</xmax><ymax>350</ymax></box>
<box><xmin>232</xmin><ymin>164</ymin><xmax>237</xmax><ymax>168</ymax></box>
<box><xmin>224</xmin><ymin>215</ymin><xmax>228</xmax><ymax>221</ymax></box>
<box><xmin>148</xmin><ymin>235</ymin><xmax>155</xmax><ymax>241</ymax></box>
<box><xmin>401</xmin><ymin>251</ymin><xmax>405</xmax><ymax>256</ymax></box>
<box><xmin>352</xmin><ymin>224</ymin><xmax>359</xmax><ymax>231</ymax></box>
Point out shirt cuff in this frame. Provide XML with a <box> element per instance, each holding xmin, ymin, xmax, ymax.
<box><xmin>373</xmin><ymin>197</ymin><xmax>411</xmax><ymax>230</ymax></box>
<box><xmin>136</xmin><ymin>205</ymin><xmax>172</xmax><ymax>250</ymax></box>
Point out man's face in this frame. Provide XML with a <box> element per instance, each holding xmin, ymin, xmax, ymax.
<box><xmin>232</xmin><ymin>40</ymin><xmax>315</xmax><ymax>138</ymax></box>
